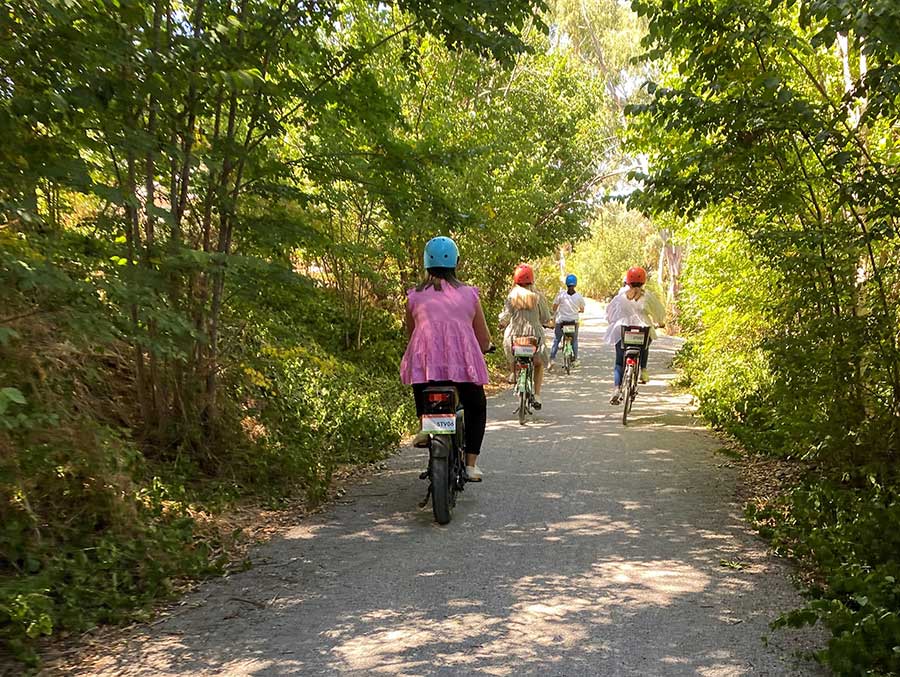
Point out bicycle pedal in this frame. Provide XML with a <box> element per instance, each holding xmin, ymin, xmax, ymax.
<box><xmin>419</xmin><ymin>470</ymin><xmax>429</xmax><ymax>480</ymax></box>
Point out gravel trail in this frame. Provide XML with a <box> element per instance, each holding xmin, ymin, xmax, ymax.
<box><xmin>73</xmin><ymin>302</ymin><xmax>824</xmax><ymax>676</ymax></box>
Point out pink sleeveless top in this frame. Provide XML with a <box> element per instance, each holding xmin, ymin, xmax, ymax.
<box><xmin>400</xmin><ymin>284</ymin><xmax>489</xmax><ymax>385</ymax></box>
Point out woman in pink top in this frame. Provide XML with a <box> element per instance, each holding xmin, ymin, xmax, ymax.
<box><xmin>401</xmin><ymin>237</ymin><xmax>493</xmax><ymax>481</ymax></box>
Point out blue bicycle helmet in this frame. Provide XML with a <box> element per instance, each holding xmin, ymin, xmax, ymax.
<box><xmin>565</xmin><ymin>273</ymin><xmax>577</xmax><ymax>286</ymax></box>
<box><xmin>423</xmin><ymin>236</ymin><xmax>459</xmax><ymax>270</ymax></box>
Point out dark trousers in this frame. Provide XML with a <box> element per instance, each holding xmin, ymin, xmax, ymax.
<box><xmin>614</xmin><ymin>340</ymin><xmax>650</xmax><ymax>386</ymax></box>
<box><xmin>413</xmin><ymin>381</ymin><xmax>487</xmax><ymax>456</ymax></box>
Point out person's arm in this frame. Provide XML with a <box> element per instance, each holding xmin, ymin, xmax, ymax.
<box><xmin>551</xmin><ymin>291</ymin><xmax>561</xmax><ymax>314</ymax></box>
<box><xmin>498</xmin><ymin>299</ymin><xmax>510</xmax><ymax>329</ymax></box>
<box><xmin>578</xmin><ymin>294</ymin><xmax>585</xmax><ymax>313</ymax></box>
<box><xmin>472</xmin><ymin>298</ymin><xmax>492</xmax><ymax>351</ymax></box>
<box><xmin>605</xmin><ymin>295</ymin><xmax>622</xmax><ymax>325</ymax></box>
<box><xmin>540</xmin><ymin>294</ymin><xmax>553</xmax><ymax>327</ymax></box>
<box><xmin>647</xmin><ymin>291</ymin><xmax>666</xmax><ymax>325</ymax></box>
<box><xmin>405</xmin><ymin>303</ymin><xmax>415</xmax><ymax>337</ymax></box>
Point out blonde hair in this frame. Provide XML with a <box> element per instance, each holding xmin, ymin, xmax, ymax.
<box><xmin>508</xmin><ymin>285</ymin><xmax>537</xmax><ymax>310</ymax></box>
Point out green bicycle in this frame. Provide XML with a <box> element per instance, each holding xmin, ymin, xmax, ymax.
<box><xmin>560</xmin><ymin>321</ymin><xmax>577</xmax><ymax>375</ymax></box>
<box><xmin>512</xmin><ymin>337</ymin><xmax>538</xmax><ymax>425</ymax></box>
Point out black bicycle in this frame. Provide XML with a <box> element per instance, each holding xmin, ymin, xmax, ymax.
<box><xmin>620</xmin><ymin>325</ymin><xmax>650</xmax><ymax>426</ymax></box>
<box><xmin>418</xmin><ymin>385</ymin><xmax>467</xmax><ymax>524</ymax></box>
<box><xmin>418</xmin><ymin>346</ymin><xmax>495</xmax><ymax>524</ymax></box>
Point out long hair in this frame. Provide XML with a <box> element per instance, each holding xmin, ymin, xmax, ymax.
<box><xmin>508</xmin><ymin>284</ymin><xmax>537</xmax><ymax>310</ymax></box>
<box><xmin>416</xmin><ymin>267</ymin><xmax>463</xmax><ymax>292</ymax></box>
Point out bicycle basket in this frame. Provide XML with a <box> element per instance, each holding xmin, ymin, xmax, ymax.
<box><xmin>621</xmin><ymin>325</ymin><xmax>650</xmax><ymax>348</ymax></box>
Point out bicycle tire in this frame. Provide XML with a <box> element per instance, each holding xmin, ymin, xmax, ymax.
<box><xmin>430</xmin><ymin>437</ymin><xmax>453</xmax><ymax>524</ymax></box>
<box><xmin>564</xmin><ymin>344</ymin><xmax>571</xmax><ymax>375</ymax></box>
<box><xmin>622</xmin><ymin>365</ymin><xmax>634</xmax><ymax>425</ymax></box>
<box><xmin>628</xmin><ymin>364</ymin><xmax>639</xmax><ymax>415</ymax></box>
<box><xmin>518</xmin><ymin>391</ymin><xmax>527</xmax><ymax>425</ymax></box>
<box><xmin>454</xmin><ymin>410</ymin><xmax>466</xmax><ymax>497</ymax></box>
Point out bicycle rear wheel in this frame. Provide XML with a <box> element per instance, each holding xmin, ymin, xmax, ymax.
<box><xmin>518</xmin><ymin>391</ymin><xmax>527</xmax><ymax>425</ymax></box>
<box><xmin>564</xmin><ymin>342</ymin><xmax>571</xmax><ymax>375</ymax></box>
<box><xmin>628</xmin><ymin>364</ymin><xmax>639</xmax><ymax>415</ymax></box>
<box><xmin>622</xmin><ymin>365</ymin><xmax>634</xmax><ymax>425</ymax></box>
<box><xmin>430</xmin><ymin>437</ymin><xmax>453</xmax><ymax>524</ymax></box>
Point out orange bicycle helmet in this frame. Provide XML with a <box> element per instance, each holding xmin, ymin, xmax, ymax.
<box><xmin>513</xmin><ymin>263</ymin><xmax>534</xmax><ymax>285</ymax></box>
<box><xmin>625</xmin><ymin>266</ymin><xmax>647</xmax><ymax>285</ymax></box>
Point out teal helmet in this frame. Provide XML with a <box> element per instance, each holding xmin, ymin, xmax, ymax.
<box><xmin>565</xmin><ymin>274</ymin><xmax>577</xmax><ymax>286</ymax></box>
<box><xmin>423</xmin><ymin>236</ymin><xmax>459</xmax><ymax>270</ymax></box>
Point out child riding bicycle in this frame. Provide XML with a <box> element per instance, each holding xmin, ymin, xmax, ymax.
<box><xmin>550</xmin><ymin>273</ymin><xmax>585</xmax><ymax>367</ymax></box>
<box><xmin>605</xmin><ymin>266</ymin><xmax>666</xmax><ymax>404</ymax></box>
<box><xmin>400</xmin><ymin>236</ymin><xmax>493</xmax><ymax>481</ymax></box>
<box><xmin>499</xmin><ymin>263</ymin><xmax>552</xmax><ymax>409</ymax></box>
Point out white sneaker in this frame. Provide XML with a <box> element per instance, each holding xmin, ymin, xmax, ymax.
<box><xmin>466</xmin><ymin>465</ymin><xmax>483</xmax><ymax>482</ymax></box>
<box><xmin>532</xmin><ymin>396</ymin><xmax>542</xmax><ymax>410</ymax></box>
<box><xmin>413</xmin><ymin>431</ymin><xmax>430</xmax><ymax>448</ymax></box>
<box><xmin>609</xmin><ymin>389</ymin><xmax>622</xmax><ymax>405</ymax></box>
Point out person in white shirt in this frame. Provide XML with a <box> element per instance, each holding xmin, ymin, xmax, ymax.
<box><xmin>605</xmin><ymin>266</ymin><xmax>666</xmax><ymax>404</ymax></box>
<box><xmin>550</xmin><ymin>274</ymin><xmax>586</xmax><ymax>365</ymax></box>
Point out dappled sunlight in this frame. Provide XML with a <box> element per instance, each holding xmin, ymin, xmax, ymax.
<box><xmin>590</xmin><ymin>560</ymin><xmax>709</xmax><ymax>599</ymax></box>
<box><xmin>330</xmin><ymin>611</ymin><xmax>502</xmax><ymax>673</ymax></box>
<box><xmin>545</xmin><ymin>512</ymin><xmax>639</xmax><ymax>537</ymax></box>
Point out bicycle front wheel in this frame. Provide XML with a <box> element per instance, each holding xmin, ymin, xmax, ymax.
<box><xmin>430</xmin><ymin>437</ymin><xmax>453</xmax><ymax>525</ymax></box>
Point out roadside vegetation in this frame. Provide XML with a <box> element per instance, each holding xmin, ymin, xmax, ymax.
<box><xmin>628</xmin><ymin>0</ymin><xmax>900</xmax><ymax>673</ymax></box>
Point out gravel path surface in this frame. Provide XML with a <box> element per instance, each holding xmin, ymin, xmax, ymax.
<box><xmin>73</xmin><ymin>303</ymin><xmax>824</xmax><ymax>676</ymax></box>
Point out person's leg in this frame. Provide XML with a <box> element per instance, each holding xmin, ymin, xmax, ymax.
<box><xmin>412</xmin><ymin>383</ymin><xmax>427</xmax><ymax>417</ymax></box>
<box><xmin>640</xmin><ymin>338</ymin><xmax>651</xmax><ymax>370</ymax></box>
<box><xmin>411</xmin><ymin>382</ymin><xmax>429</xmax><ymax>445</ymax></box>
<box><xmin>572</xmin><ymin>324</ymin><xmax>580</xmax><ymax>359</ymax></box>
<box><xmin>457</xmin><ymin>383</ymin><xmax>487</xmax><ymax>473</ymax></box>
<box><xmin>550</xmin><ymin>323</ymin><xmax>563</xmax><ymax>360</ymax></box>
<box><xmin>614</xmin><ymin>342</ymin><xmax>625</xmax><ymax>386</ymax></box>
<box><xmin>610</xmin><ymin>342</ymin><xmax>625</xmax><ymax>404</ymax></box>
<box><xmin>534</xmin><ymin>358</ymin><xmax>544</xmax><ymax>396</ymax></box>
<box><xmin>639</xmin><ymin>338</ymin><xmax>652</xmax><ymax>383</ymax></box>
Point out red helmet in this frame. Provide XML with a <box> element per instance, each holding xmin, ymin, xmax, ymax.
<box><xmin>513</xmin><ymin>263</ymin><xmax>534</xmax><ymax>285</ymax></box>
<box><xmin>625</xmin><ymin>266</ymin><xmax>647</xmax><ymax>285</ymax></box>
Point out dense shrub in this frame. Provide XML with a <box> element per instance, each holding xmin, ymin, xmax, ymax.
<box><xmin>750</xmin><ymin>477</ymin><xmax>900</xmax><ymax>676</ymax></box>
<box><xmin>0</xmin><ymin>266</ymin><xmax>415</xmax><ymax>662</ymax></box>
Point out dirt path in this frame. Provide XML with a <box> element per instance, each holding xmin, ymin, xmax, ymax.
<box><xmin>70</xmin><ymin>302</ymin><xmax>823</xmax><ymax>676</ymax></box>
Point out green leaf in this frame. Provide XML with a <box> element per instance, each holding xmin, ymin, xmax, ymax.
<box><xmin>1</xmin><ymin>387</ymin><xmax>27</xmax><ymax>406</ymax></box>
